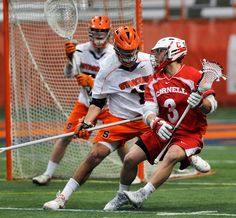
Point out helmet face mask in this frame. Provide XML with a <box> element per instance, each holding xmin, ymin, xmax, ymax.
<box><xmin>114</xmin><ymin>26</ymin><xmax>140</xmax><ymax>67</ymax></box>
<box><xmin>114</xmin><ymin>46</ymin><xmax>138</xmax><ymax>67</ymax></box>
<box><xmin>150</xmin><ymin>48</ymin><xmax>168</xmax><ymax>70</ymax></box>
<box><xmin>151</xmin><ymin>37</ymin><xmax>187</xmax><ymax>70</ymax></box>
<box><xmin>89</xmin><ymin>28</ymin><xmax>110</xmax><ymax>48</ymax></box>
<box><xmin>89</xmin><ymin>16</ymin><xmax>111</xmax><ymax>49</ymax></box>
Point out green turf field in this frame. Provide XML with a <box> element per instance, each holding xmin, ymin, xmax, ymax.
<box><xmin>0</xmin><ymin>108</ymin><xmax>236</xmax><ymax>218</ymax></box>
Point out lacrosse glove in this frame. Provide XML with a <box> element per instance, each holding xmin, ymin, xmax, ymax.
<box><xmin>65</xmin><ymin>41</ymin><xmax>77</xmax><ymax>60</ymax></box>
<box><xmin>150</xmin><ymin>117</ymin><xmax>173</xmax><ymax>141</ymax></box>
<box><xmin>187</xmin><ymin>90</ymin><xmax>203</xmax><ymax>108</ymax></box>
<box><xmin>75</xmin><ymin>73</ymin><xmax>94</xmax><ymax>87</ymax></box>
<box><xmin>74</xmin><ymin>117</ymin><xmax>93</xmax><ymax>139</ymax></box>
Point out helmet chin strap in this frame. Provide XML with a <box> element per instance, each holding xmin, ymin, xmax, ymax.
<box><xmin>94</xmin><ymin>47</ymin><xmax>105</xmax><ymax>53</ymax></box>
<box><xmin>154</xmin><ymin>51</ymin><xmax>184</xmax><ymax>73</ymax></box>
<box><xmin>122</xmin><ymin>61</ymin><xmax>136</xmax><ymax>68</ymax></box>
<box><xmin>119</xmin><ymin>56</ymin><xmax>137</xmax><ymax>68</ymax></box>
<box><xmin>155</xmin><ymin>58</ymin><xmax>172</xmax><ymax>73</ymax></box>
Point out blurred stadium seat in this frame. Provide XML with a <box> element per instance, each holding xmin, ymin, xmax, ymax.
<box><xmin>142</xmin><ymin>0</ymin><xmax>236</xmax><ymax>20</ymax></box>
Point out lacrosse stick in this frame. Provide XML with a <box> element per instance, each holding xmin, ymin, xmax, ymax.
<box><xmin>45</xmin><ymin>0</ymin><xmax>92</xmax><ymax>104</ymax></box>
<box><xmin>0</xmin><ymin>116</ymin><xmax>142</xmax><ymax>154</ymax></box>
<box><xmin>154</xmin><ymin>59</ymin><xmax>226</xmax><ymax>164</ymax></box>
<box><xmin>44</xmin><ymin>0</ymin><xmax>78</xmax><ymax>40</ymax></box>
<box><xmin>44</xmin><ymin>0</ymin><xmax>79</xmax><ymax>70</ymax></box>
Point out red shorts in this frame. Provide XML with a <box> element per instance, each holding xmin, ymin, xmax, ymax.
<box><xmin>138</xmin><ymin>130</ymin><xmax>203</xmax><ymax>169</ymax></box>
<box><xmin>64</xmin><ymin>101</ymin><xmax>108</xmax><ymax>135</ymax></box>
<box><xmin>93</xmin><ymin>112</ymin><xmax>150</xmax><ymax>147</ymax></box>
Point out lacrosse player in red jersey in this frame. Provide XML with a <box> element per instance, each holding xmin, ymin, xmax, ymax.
<box><xmin>32</xmin><ymin>15</ymin><xmax>130</xmax><ymax>185</ymax></box>
<box><xmin>106</xmin><ymin>37</ymin><xmax>216</xmax><ymax>209</ymax></box>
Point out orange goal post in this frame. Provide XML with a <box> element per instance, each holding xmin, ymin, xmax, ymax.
<box><xmin>3</xmin><ymin>0</ymin><xmax>145</xmax><ymax>181</ymax></box>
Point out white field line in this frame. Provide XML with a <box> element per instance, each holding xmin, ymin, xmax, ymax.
<box><xmin>157</xmin><ymin>212</ymin><xmax>236</xmax><ymax>217</ymax></box>
<box><xmin>209</xmin><ymin>160</ymin><xmax>236</xmax><ymax>164</ymax></box>
<box><xmin>0</xmin><ymin>207</ymin><xmax>236</xmax><ymax>216</ymax></box>
<box><xmin>1</xmin><ymin>178</ymin><xmax>236</xmax><ymax>187</ymax></box>
<box><xmin>169</xmin><ymin>182</ymin><xmax>236</xmax><ymax>186</ymax></box>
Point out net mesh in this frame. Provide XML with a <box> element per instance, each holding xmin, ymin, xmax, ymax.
<box><xmin>45</xmin><ymin>0</ymin><xmax>78</xmax><ymax>39</ymax></box>
<box><xmin>8</xmin><ymin>0</ymin><xmax>141</xmax><ymax>179</ymax></box>
<box><xmin>198</xmin><ymin>59</ymin><xmax>225</xmax><ymax>92</ymax></box>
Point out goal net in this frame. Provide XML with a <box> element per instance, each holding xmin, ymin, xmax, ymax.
<box><xmin>5</xmin><ymin>0</ymin><xmax>143</xmax><ymax>179</ymax></box>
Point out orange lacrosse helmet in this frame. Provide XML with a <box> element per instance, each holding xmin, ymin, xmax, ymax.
<box><xmin>114</xmin><ymin>26</ymin><xmax>140</xmax><ymax>67</ymax></box>
<box><xmin>90</xmin><ymin>15</ymin><xmax>110</xmax><ymax>30</ymax></box>
<box><xmin>89</xmin><ymin>16</ymin><xmax>111</xmax><ymax>49</ymax></box>
<box><xmin>114</xmin><ymin>26</ymin><xmax>139</xmax><ymax>50</ymax></box>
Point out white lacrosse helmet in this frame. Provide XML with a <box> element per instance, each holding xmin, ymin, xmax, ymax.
<box><xmin>151</xmin><ymin>37</ymin><xmax>187</xmax><ymax>70</ymax></box>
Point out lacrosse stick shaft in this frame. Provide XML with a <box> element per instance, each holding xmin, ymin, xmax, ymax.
<box><xmin>0</xmin><ymin>116</ymin><xmax>142</xmax><ymax>154</ymax></box>
<box><xmin>154</xmin><ymin>105</ymin><xmax>191</xmax><ymax>164</ymax></box>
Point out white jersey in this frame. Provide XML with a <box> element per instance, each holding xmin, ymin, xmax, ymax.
<box><xmin>92</xmin><ymin>52</ymin><xmax>154</xmax><ymax>119</ymax></box>
<box><xmin>64</xmin><ymin>42</ymin><xmax>114</xmax><ymax>107</ymax></box>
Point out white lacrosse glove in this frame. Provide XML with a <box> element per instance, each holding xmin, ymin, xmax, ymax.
<box><xmin>150</xmin><ymin>117</ymin><xmax>173</xmax><ymax>141</ymax></box>
<box><xmin>187</xmin><ymin>91</ymin><xmax>203</xmax><ymax>108</ymax></box>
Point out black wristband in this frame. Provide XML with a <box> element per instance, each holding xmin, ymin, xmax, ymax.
<box><xmin>80</xmin><ymin>122</ymin><xmax>93</xmax><ymax>130</ymax></box>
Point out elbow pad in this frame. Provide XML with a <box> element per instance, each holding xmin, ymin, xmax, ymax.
<box><xmin>90</xmin><ymin>98</ymin><xmax>106</xmax><ymax>109</ymax></box>
<box><xmin>206</xmin><ymin>95</ymin><xmax>217</xmax><ymax>113</ymax></box>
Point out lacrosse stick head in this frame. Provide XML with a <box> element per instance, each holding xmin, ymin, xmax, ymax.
<box><xmin>198</xmin><ymin>59</ymin><xmax>226</xmax><ymax>92</ymax></box>
<box><xmin>44</xmin><ymin>0</ymin><xmax>78</xmax><ymax>39</ymax></box>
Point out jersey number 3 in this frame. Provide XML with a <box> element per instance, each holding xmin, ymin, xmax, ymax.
<box><xmin>164</xmin><ymin>98</ymin><xmax>179</xmax><ymax>123</ymax></box>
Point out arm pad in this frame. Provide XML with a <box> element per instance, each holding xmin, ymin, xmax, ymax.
<box><xmin>90</xmin><ymin>98</ymin><xmax>106</xmax><ymax>109</ymax></box>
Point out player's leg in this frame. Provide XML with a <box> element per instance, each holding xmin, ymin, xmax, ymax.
<box><xmin>124</xmin><ymin>144</ymin><xmax>186</xmax><ymax>208</ymax></box>
<box><xmin>104</xmin><ymin>143</ymin><xmax>147</xmax><ymax>211</ymax></box>
<box><xmin>32</xmin><ymin>102</ymin><xmax>88</xmax><ymax>185</ymax></box>
<box><xmin>116</xmin><ymin>144</ymin><xmax>129</xmax><ymax>162</ymax></box>
<box><xmin>116</xmin><ymin>143</ymin><xmax>143</xmax><ymax>184</ymax></box>
<box><xmin>43</xmin><ymin>142</ymin><xmax>112</xmax><ymax>210</ymax></box>
<box><xmin>32</xmin><ymin>136</ymin><xmax>73</xmax><ymax>185</ymax></box>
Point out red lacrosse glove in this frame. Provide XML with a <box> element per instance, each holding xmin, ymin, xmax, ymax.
<box><xmin>74</xmin><ymin>117</ymin><xmax>94</xmax><ymax>139</ymax></box>
<box><xmin>75</xmin><ymin>73</ymin><xmax>94</xmax><ymax>87</ymax></box>
<box><xmin>150</xmin><ymin>117</ymin><xmax>173</xmax><ymax>141</ymax></box>
<box><xmin>65</xmin><ymin>41</ymin><xmax>77</xmax><ymax>60</ymax></box>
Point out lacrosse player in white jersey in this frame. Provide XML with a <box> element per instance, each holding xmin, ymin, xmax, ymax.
<box><xmin>43</xmin><ymin>25</ymin><xmax>153</xmax><ymax>210</ymax></box>
<box><xmin>32</xmin><ymin>15</ymin><xmax>129</xmax><ymax>185</ymax></box>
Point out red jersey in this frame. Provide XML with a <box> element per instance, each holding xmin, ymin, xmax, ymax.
<box><xmin>145</xmin><ymin>64</ymin><xmax>214</xmax><ymax>136</ymax></box>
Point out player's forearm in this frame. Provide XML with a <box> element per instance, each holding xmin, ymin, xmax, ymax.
<box><xmin>64</xmin><ymin>61</ymin><xmax>73</xmax><ymax>78</ymax></box>
<box><xmin>84</xmin><ymin>104</ymin><xmax>101</xmax><ymax>124</ymax></box>
<box><xmin>143</xmin><ymin>101</ymin><xmax>159</xmax><ymax>127</ymax></box>
<box><xmin>199</xmin><ymin>95</ymin><xmax>217</xmax><ymax>114</ymax></box>
<box><xmin>64</xmin><ymin>61</ymin><xmax>78</xmax><ymax>78</ymax></box>
<box><xmin>145</xmin><ymin>113</ymin><xmax>158</xmax><ymax>127</ymax></box>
